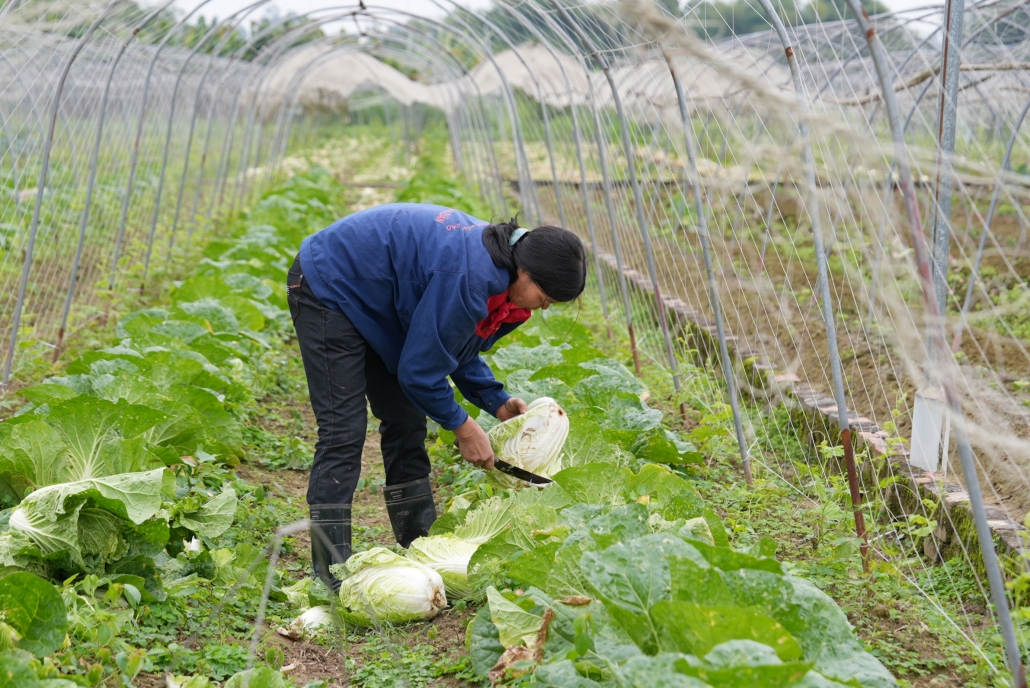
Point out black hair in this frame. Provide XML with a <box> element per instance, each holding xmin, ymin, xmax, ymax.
<box><xmin>482</xmin><ymin>215</ymin><xmax>587</xmax><ymax>303</ymax></box>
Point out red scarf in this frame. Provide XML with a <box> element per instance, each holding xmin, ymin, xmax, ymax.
<box><xmin>475</xmin><ymin>290</ymin><xmax>531</xmax><ymax>338</ymax></box>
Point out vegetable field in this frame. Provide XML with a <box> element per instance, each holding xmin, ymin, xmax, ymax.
<box><xmin>1</xmin><ymin>0</ymin><xmax>1030</xmax><ymax>686</ymax></box>
<box><xmin>0</xmin><ymin>131</ymin><xmax>1006</xmax><ymax>687</ymax></box>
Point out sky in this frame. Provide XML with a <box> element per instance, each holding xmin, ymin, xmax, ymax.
<box><xmin>163</xmin><ymin>0</ymin><xmax>493</xmax><ymax>29</ymax></box>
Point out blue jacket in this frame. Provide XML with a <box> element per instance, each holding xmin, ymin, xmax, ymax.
<box><xmin>299</xmin><ymin>203</ymin><xmax>524</xmax><ymax>430</ymax></box>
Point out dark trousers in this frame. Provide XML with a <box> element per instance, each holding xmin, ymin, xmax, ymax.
<box><xmin>287</xmin><ymin>257</ymin><xmax>431</xmax><ymax>505</ymax></box>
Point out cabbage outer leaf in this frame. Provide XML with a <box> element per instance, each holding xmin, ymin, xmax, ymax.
<box><xmin>407</xmin><ymin>535</ymin><xmax>479</xmax><ymax>598</ymax></box>
<box><xmin>486</xmin><ymin>586</ymin><xmax>544</xmax><ymax>650</ymax></box>
<box><xmin>452</xmin><ymin>497</ymin><xmax>512</xmax><ymax>545</ymax></box>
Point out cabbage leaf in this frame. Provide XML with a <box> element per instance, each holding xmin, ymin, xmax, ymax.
<box><xmin>407</xmin><ymin>535</ymin><xmax>479</xmax><ymax>598</ymax></box>
<box><xmin>0</xmin><ymin>572</ymin><xmax>68</xmax><ymax>657</ymax></box>
<box><xmin>486</xmin><ymin>586</ymin><xmax>544</xmax><ymax>649</ymax></box>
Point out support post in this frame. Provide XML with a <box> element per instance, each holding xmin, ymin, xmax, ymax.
<box><xmin>109</xmin><ymin>0</ymin><xmax>226</xmax><ymax>295</ymax></box>
<box><xmin>586</xmin><ymin>74</ymin><xmax>640</xmax><ymax>375</ymax></box>
<box><xmin>953</xmin><ymin>96</ymin><xmax>1030</xmax><ymax>351</ymax></box>
<box><xmin>666</xmin><ymin>54</ymin><xmax>752</xmax><ymax>484</ymax></box>
<box><xmin>756</xmin><ymin>0</ymin><xmax>869</xmax><ymax>567</ymax></box>
<box><xmin>929</xmin><ymin>0</ymin><xmax>966</xmax><ymax>335</ymax></box>
<box><xmin>506</xmin><ymin>1</ymin><xmax>610</xmax><ymax>322</ymax></box>
<box><xmin>845</xmin><ymin>3</ymin><xmax>1025</xmax><ymax>683</ymax></box>
<box><xmin>54</xmin><ymin>0</ymin><xmax>175</xmax><ymax>361</ymax></box>
<box><xmin>557</xmin><ymin>3</ymin><xmax>682</xmax><ymax>398</ymax></box>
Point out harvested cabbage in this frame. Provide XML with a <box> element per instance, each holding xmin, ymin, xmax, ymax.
<box><xmin>336</xmin><ymin>547</ymin><xmax>447</xmax><ymax>626</ymax></box>
<box><xmin>292</xmin><ymin>605</ymin><xmax>332</xmax><ymax>631</ymax></box>
<box><xmin>407</xmin><ymin>535</ymin><xmax>480</xmax><ymax>598</ymax></box>
<box><xmin>488</xmin><ymin>397</ymin><xmax>569</xmax><ymax>489</ymax></box>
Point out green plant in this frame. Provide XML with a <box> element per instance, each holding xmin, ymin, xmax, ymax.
<box><xmin>333</xmin><ymin>548</ymin><xmax>447</xmax><ymax>626</ymax></box>
<box><xmin>1</xmin><ymin>128</ymin><xmax>1001</xmax><ymax>687</ymax></box>
<box><xmin>394</xmin><ymin>129</ymin><xmax>492</xmax><ymax>219</ymax></box>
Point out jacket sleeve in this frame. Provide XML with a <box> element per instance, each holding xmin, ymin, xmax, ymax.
<box><xmin>396</xmin><ymin>272</ymin><xmax>476</xmax><ymax>430</ymax></box>
<box><xmin>451</xmin><ymin>356</ymin><xmax>510</xmax><ymax>417</ymax></box>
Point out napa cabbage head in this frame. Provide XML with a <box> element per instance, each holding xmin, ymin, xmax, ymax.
<box><xmin>0</xmin><ymin>469</ymin><xmax>166</xmax><ymax>570</ymax></box>
<box><xmin>406</xmin><ymin>535</ymin><xmax>480</xmax><ymax>598</ymax></box>
<box><xmin>488</xmin><ymin>397</ymin><xmax>569</xmax><ymax>489</ymax></box>
<box><xmin>335</xmin><ymin>547</ymin><xmax>447</xmax><ymax>626</ymax></box>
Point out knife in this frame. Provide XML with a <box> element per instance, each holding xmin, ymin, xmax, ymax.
<box><xmin>492</xmin><ymin>457</ymin><xmax>553</xmax><ymax>485</ymax></box>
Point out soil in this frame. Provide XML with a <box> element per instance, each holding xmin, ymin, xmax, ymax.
<box><xmin>234</xmin><ymin>395</ymin><xmax>474</xmax><ymax>686</ymax></box>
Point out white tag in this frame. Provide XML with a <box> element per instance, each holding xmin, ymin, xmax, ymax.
<box><xmin>910</xmin><ymin>387</ymin><xmax>946</xmax><ymax>473</ymax></box>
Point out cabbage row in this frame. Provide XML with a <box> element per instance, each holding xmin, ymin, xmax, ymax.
<box><xmin>0</xmin><ymin>167</ymin><xmax>344</xmax><ymax>685</ymax></box>
<box><xmin>317</xmin><ymin>304</ymin><xmax>899</xmax><ymax>685</ymax></box>
<box><xmin>0</xmin><ymin>158</ymin><xmax>899</xmax><ymax>687</ymax></box>
<box><xmin>374</xmin><ymin>320</ymin><xmax>900</xmax><ymax>686</ymax></box>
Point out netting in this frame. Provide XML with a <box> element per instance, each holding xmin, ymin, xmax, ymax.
<box><xmin>2</xmin><ymin>0</ymin><xmax>1029</xmax><ymax>681</ymax></box>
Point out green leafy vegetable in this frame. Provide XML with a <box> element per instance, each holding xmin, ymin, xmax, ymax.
<box><xmin>335</xmin><ymin>547</ymin><xmax>447</xmax><ymax>626</ymax></box>
<box><xmin>485</xmin><ymin>586</ymin><xmax>544</xmax><ymax>649</ymax></box>
<box><xmin>0</xmin><ymin>469</ymin><xmax>165</xmax><ymax>571</ymax></box>
<box><xmin>406</xmin><ymin>535</ymin><xmax>479</xmax><ymax>598</ymax></box>
<box><xmin>174</xmin><ymin>488</ymin><xmax>238</xmax><ymax>539</ymax></box>
<box><xmin>0</xmin><ymin>573</ymin><xmax>67</xmax><ymax>657</ymax></box>
<box><xmin>488</xmin><ymin>397</ymin><xmax>569</xmax><ymax>489</ymax></box>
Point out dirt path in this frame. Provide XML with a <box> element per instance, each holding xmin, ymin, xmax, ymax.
<box><xmin>238</xmin><ymin>403</ymin><xmax>474</xmax><ymax>687</ymax></box>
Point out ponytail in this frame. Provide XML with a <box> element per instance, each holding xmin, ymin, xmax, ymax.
<box><xmin>482</xmin><ymin>215</ymin><xmax>522</xmax><ymax>277</ymax></box>
<box><xmin>483</xmin><ymin>215</ymin><xmax>586</xmax><ymax>303</ymax></box>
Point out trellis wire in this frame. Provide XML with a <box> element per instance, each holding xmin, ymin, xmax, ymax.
<box><xmin>3</xmin><ymin>0</ymin><xmax>1030</xmax><ymax>682</ymax></box>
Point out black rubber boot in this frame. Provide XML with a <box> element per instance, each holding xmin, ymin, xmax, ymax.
<box><xmin>384</xmin><ymin>477</ymin><xmax>437</xmax><ymax>548</ymax></box>
<box><xmin>309</xmin><ymin>504</ymin><xmax>352</xmax><ymax>592</ymax></box>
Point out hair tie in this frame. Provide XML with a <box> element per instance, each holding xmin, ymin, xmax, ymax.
<box><xmin>509</xmin><ymin>228</ymin><xmax>529</xmax><ymax>246</ymax></box>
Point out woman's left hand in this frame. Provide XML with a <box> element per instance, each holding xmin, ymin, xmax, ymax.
<box><xmin>496</xmin><ymin>397</ymin><xmax>528</xmax><ymax>421</ymax></box>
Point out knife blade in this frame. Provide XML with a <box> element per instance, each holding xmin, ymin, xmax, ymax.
<box><xmin>492</xmin><ymin>458</ymin><xmax>553</xmax><ymax>485</ymax></box>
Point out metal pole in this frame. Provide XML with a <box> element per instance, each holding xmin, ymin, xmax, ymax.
<box><xmin>666</xmin><ymin>53</ymin><xmax>752</xmax><ymax>485</ymax></box>
<box><xmin>929</xmin><ymin>0</ymin><xmax>966</xmax><ymax>342</ymax></box>
<box><xmin>243</xmin><ymin>9</ymin><xmax>494</xmax><ymax>207</ymax></box>
<box><xmin>440</xmin><ymin>1</ymin><xmax>569</xmax><ymax>228</ymax></box>
<box><xmin>165</xmin><ymin>26</ymin><xmax>241</xmax><ymax>261</ymax></box>
<box><xmin>845</xmin><ymin>3</ymin><xmax>1025</xmax><ymax>683</ymax></box>
<box><xmin>189</xmin><ymin>14</ymin><xmax>307</xmax><ymax>235</ymax></box>
<box><xmin>232</xmin><ymin>17</ymin><xmax>344</xmax><ymax>215</ymax></box>
<box><xmin>211</xmin><ymin>16</ymin><xmax>311</xmax><ymax>218</ymax></box>
<box><xmin>142</xmin><ymin>19</ymin><xmax>223</xmax><ymax>287</ymax></box>
<box><xmin>539</xmin><ymin>10</ymin><xmax>639</xmax><ymax>372</ymax></box>
<box><xmin>756</xmin><ymin>0</ymin><xmax>869</xmax><ymax>567</ymax></box>
<box><xmin>173</xmin><ymin>0</ymin><xmax>277</xmax><ymax>258</ymax></box>
<box><xmin>181</xmin><ymin>4</ymin><xmax>286</xmax><ymax>246</ymax></box>
<box><xmin>556</xmin><ymin>3</ymin><xmax>684</xmax><ymax>404</ymax></box>
<box><xmin>368</xmin><ymin>37</ymin><xmax>491</xmax><ymax>198</ymax></box>
<box><xmin>3</xmin><ymin>2</ymin><xmax>119</xmax><ymax>387</ymax></box>
<box><xmin>494</xmin><ymin>2</ymin><xmax>609</xmax><ymax>320</ymax></box>
<box><xmin>167</xmin><ymin>62</ymin><xmax>215</xmax><ymax>260</ymax></box>
<box><xmin>186</xmin><ymin>73</ymin><xmax>225</xmax><ymax>243</ymax></box>
<box><xmin>419</xmin><ymin>1</ymin><xmax>541</xmax><ymax>225</ymax></box>
<box><xmin>228</xmin><ymin>8</ymin><xmax>480</xmax><ymax>217</ymax></box>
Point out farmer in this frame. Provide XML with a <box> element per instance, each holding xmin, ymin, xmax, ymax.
<box><xmin>287</xmin><ymin>203</ymin><xmax>586</xmax><ymax>589</ymax></box>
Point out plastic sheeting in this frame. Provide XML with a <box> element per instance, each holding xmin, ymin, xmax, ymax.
<box><xmin>259</xmin><ymin>41</ymin><xmax>790</xmax><ymax>121</ymax></box>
